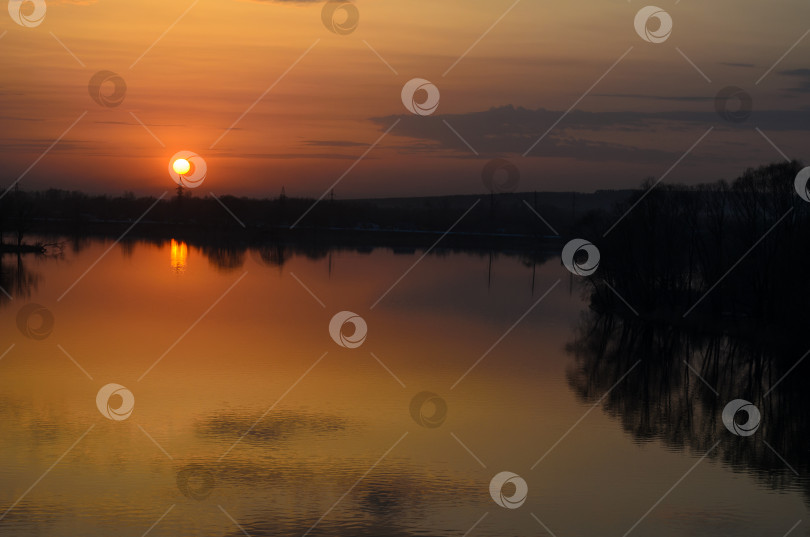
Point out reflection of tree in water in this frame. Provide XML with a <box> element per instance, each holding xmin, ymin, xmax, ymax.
<box><xmin>563</xmin><ymin>162</ymin><xmax>810</xmax><ymax>503</ymax></box>
<box><xmin>0</xmin><ymin>254</ymin><xmax>41</xmax><ymax>306</ymax></box>
<box><xmin>567</xmin><ymin>312</ymin><xmax>810</xmax><ymax>501</ymax></box>
<box><xmin>250</xmin><ymin>242</ymin><xmax>392</xmax><ymax>269</ymax></box>
<box><xmin>200</xmin><ymin>245</ymin><xmax>247</xmax><ymax>272</ymax></box>
<box><xmin>253</xmin><ymin>243</ymin><xmax>291</xmax><ymax>269</ymax></box>
<box><xmin>119</xmin><ymin>238</ymin><xmax>136</xmax><ymax>259</ymax></box>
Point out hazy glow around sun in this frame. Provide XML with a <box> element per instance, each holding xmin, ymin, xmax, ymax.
<box><xmin>172</xmin><ymin>158</ymin><xmax>191</xmax><ymax>175</ymax></box>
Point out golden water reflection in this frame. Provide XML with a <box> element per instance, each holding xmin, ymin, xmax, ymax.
<box><xmin>170</xmin><ymin>239</ymin><xmax>188</xmax><ymax>273</ymax></box>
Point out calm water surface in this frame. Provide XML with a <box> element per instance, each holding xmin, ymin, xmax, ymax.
<box><xmin>0</xmin><ymin>238</ymin><xmax>807</xmax><ymax>537</ymax></box>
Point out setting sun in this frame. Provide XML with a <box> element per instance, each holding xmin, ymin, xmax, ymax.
<box><xmin>172</xmin><ymin>158</ymin><xmax>191</xmax><ymax>175</ymax></box>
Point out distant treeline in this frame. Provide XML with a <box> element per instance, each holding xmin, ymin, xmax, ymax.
<box><xmin>0</xmin><ymin>184</ymin><xmax>631</xmax><ymax>249</ymax></box>
<box><xmin>3</xmin><ymin>160</ymin><xmax>807</xmax><ymax>315</ymax></box>
<box><xmin>582</xmin><ymin>160</ymin><xmax>807</xmax><ymax>330</ymax></box>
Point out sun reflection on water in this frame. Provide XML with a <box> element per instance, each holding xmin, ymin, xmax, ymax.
<box><xmin>170</xmin><ymin>239</ymin><xmax>188</xmax><ymax>273</ymax></box>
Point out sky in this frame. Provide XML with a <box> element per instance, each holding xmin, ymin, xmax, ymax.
<box><xmin>1</xmin><ymin>0</ymin><xmax>809</xmax><ymax>198</ymax></box>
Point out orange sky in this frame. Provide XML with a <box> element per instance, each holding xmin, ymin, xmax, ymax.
<box><xmin>1</xmin><ymin>0</ymin><xmax>809</xmax><ymax>197</ymax></box>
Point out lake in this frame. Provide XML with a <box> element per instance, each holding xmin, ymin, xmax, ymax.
<box><xmin>0</xmin><ymin>237</ymin><xmax>807</xmax><ymax>537</ymax></box>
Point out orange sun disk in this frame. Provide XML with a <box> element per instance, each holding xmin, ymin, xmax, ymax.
<box><xmin>172</xmin><ymin>158</ymin><xmax>191</xmax><ymax>175</ymax></box>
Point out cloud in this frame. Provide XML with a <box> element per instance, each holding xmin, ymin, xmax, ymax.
<box><xmin>371</xmin><ymin>106</ymin><xmax>675</xmax><ymax>162</ymax></box>
<box><xmin>215</xmin><ymin>151</ymin><xmax>369</xmax><ymax>160</ymax></box>
<box><xmin>242</xmin><ymin>0</ymin><xmax>320</xmax><ymax>3</ymax></box>
<box><xmin>592</xmin><ymin>94</ymin><xmax>713</xmax><ymax>102</ymax></box>
<box><xmin>779</xmin><ymin>68</ymin><xmax>810</xmax><ymax>93</ymax></box>
<box><xmin>48</xmin><ymin>0</ymin><xmax>100</xmax><ymax>5</ymax></box>
<box><xmin>369</xmin><ymin>104</ymin><xmax>810</xmax><ymax>161</ymax></box>
<box><xmin>719</xmin><ymin>62</ymin><xmax>756</xmax><ymax>68</ymax></box>
<box><xmin>0</xmin><ymin>115</ymin><xmax>45</xmax><ymax>122</ymax></box>
<box><xmin>303</xmin><ymin>140</ymin><xmax>370</xmax><ymax>148</ymax></box>
<box><xmin>92</xmin><ymin>120</ymin><xmax>185</xmax><ymax>127</ymax></box>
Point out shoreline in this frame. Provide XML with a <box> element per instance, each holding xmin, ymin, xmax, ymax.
<box><xmin>13</xmin><ymin>220</ymin><xmax>563</xmax><ymax>255</ymax></box>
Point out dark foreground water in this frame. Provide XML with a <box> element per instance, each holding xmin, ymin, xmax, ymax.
<box><xmin>0</xmin><ymin>238</ymin><xmax>807</xmax><ymax>537</ymax></box>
